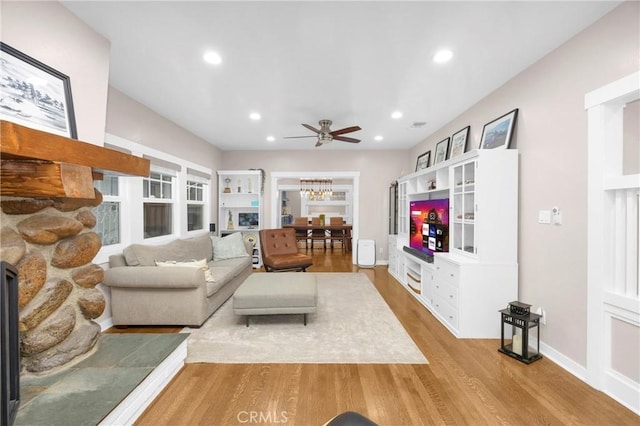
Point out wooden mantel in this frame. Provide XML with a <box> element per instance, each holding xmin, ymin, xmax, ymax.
<box><xmin>1</xmin><ymin>120</ymin><xmax>150</xmax><ymax>199</ymax></box>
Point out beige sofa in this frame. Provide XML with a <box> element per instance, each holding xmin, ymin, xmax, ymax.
<box><xmin>104</xmin><ymin>233</ymin><xmax>253</xmax><ymax>327</ymax></box>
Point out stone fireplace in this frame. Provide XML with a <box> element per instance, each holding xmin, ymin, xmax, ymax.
<box><xmin>1</xmin><ymin>195</ymin><xmax>105</xmax><ymax>372</ymax></box>
<box><xmin>0</xmin><ymin>121</ymin><xmax>149</xmax><ymax>373</ymax></box>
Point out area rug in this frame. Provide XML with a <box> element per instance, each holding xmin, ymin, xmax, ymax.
<box><xmin>183</xmin><ymin>272</ymin><xmax>427</xmax><ymax>364</ymax></box>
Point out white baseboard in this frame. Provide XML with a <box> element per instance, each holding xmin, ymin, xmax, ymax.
<box><xmin>603</xmin><ymin>370</ymin><xmax>640</xmax><ymax>415</ymax></box>
<box><xmin>536</xmin><ymin>337</ymin><xmax>639</xmax><ymax>414</ymax></box>
<box><xmin>532</xmin><ymin>338</ymin><xmax>588</xmax><ymax>383</ymax></box>
<box><xmin>98</xmin><ymin>317</ymin><xmax>113</xmax><ymax>331</ymax></box>
<box><xmin>99</xmin><ymin>339</ymin><xmax>187</xmax><ymax>425</ymax></box>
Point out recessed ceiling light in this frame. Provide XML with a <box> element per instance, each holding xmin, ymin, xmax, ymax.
<box><xmin>203</xmin><ymin>51</ymin><xmax>222</xmax><ymax>65</ymax></box>
<box><xmin>249</xmin><ymin>112</ymin><xmax>261</xmax><ymax>120</ymax></box>
<box><xmin>391</xmin><ymin>111</ymin><xmax>403</xmax><ymax>119</ymax></box>
<box><xmin>433</xmin><ymin>49</ymin><xmax>453</xmax><ymax>63</ymax></box>
<box><xmin>266</xmin><ymin>136</ymin><xmax>275</xmax><ymax>142</ymax></box>
<box><xmin>374</xmin><ymin>135</ymin><xmax>384</xmax><ymax>141</ymax></box>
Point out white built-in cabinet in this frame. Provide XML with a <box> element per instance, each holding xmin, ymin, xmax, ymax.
<box><xmin>217</xmin><ymin>170</ymin><xmax>263</xmax><ymax>268</ymax></box>
<box><xmin>389</xmin><ymin>149</ymin><xmax>519</xmax><ymax>338</ymax></box>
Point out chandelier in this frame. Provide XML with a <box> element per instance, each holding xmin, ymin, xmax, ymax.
<box><xmin>300</xmin><ymin>178</ymin><xmax>333</xmax><ymax>200</ymax></box>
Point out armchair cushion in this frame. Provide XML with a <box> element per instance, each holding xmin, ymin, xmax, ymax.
<box><xmin>259</xmin><ymin>228</ymin><xmax>313</xmax><ymax>272</ymax></box>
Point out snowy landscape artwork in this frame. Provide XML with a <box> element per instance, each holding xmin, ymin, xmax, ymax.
<box><xmin>0</xmin><ymin>43</ymin><xmax>76</xmax><ymax>138</ymax></box>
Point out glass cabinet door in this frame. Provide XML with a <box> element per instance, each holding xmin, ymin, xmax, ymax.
<box><xmin>452</xmin><ymin>161</ymin><xmax>476</xmax><ymax>255</ymax></box>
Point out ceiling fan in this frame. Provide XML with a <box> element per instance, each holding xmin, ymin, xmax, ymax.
<box><xmin>284</xmin><ymin>119</ymin><xmax>361</xmax><ymax>147</ymax></box>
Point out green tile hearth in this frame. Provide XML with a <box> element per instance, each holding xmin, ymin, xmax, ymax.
<box><xmin>15</xmin><ymin>333</ymin><xmax>187</xmax><ymax>426</ymax></box>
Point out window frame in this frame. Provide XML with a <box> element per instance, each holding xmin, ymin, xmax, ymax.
<box><xmin>93</xmin><ymin>134</ymin><xmax>212</xmax><ymax>264</ymax></box>
<box><xmin>186</xmin><ymin>176</ymin><xmax>208</xmax><ymax>233</ymax></box>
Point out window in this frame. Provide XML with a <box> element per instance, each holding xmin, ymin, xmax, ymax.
<box><xmin>94</xmin><ymin>134</ymin><xmax>212</xmax><ymax>264</ymax></box>
<box><xmin>93</xmin><ymin>176</ymin><xmax>121</xmax><ymax>245</ymax></box>
<box><xmin>187</xmin><ymin>180</ymin><xmax>206</xmax><ymax>231</ymax></box>
<box><xmin>143</xmin><ymin>171</ymin><xmax>175</xmax><ymax>238</ymax></box>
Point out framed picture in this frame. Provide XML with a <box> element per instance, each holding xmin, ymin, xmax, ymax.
<box><xmin>479</xmin><ymin>108</ymin><xmax>518</xmax><ymax>149</ymax></box>
<box><xmin>434</xmin><ymin>137</ymin><xmax>450</xmax><ymax>165</ymax></box>
<box><xmin>415</xmin><ymin>150</ymin><xmax>431</xmax><ymax>171</ymax></box>
<box><xmin>450</xmin><ymin>126</ymin><xmax>470</xmax><ymax>158</ymax></box>
<box><xmin>0</xmin><ymin>42</ymin><xmax>77</xmax><ymax>139</ymax></box>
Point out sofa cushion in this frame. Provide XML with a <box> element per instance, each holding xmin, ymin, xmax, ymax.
<box><xmin>155</xmin><ymin>258</ymin><xmax>215</xmax><ymax>282</ymax></box>
<box><xmin>205</xmin><ymin>256</ymin><xmax>252</xmax><ymax>296</ymax></box>
<box><xmin>212</xmin><ymin>232</ymin><xmax>250</xmax><ymax>261</ymax></box>
<box><xmin>123</xmin><ymin>234</ymin><xmax>213</xmax><ymax>266</ymax></box>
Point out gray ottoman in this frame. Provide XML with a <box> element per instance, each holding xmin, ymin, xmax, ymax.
<box><xmin>233</xmin><ymin>273</ymin><xmax>317</xmax><ymax>326</ymax></box>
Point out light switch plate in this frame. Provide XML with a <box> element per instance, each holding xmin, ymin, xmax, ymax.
<box><xmin>538</xmin><ymin>210</ymin><xmax>551</xmax><ymax>224</ymax></box>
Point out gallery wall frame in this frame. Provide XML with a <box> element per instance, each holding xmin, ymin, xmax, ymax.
<box><xmin>479</xmin><ymin>108</ymin><xmax>518</xmax><ymax>149</ymax></box>
<box><xmin>0</xmin><ymin>42</ymin><xmax>77</xmax><ymax>139</ymax></box>
<box><xmin>415</xmin><ymin>150</ymin><xmax>431</xmax><ymax>171</ymax></box>
<box><xmin>434</xmin><ymin>137</ymin><xmax>450</xmax><ymax>165</ymax></box>
<box><xmin>450</xmin><ymin>126</ymin><xmax>470</xmax><ymax>158</ymax></box>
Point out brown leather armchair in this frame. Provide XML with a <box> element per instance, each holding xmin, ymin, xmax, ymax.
<box><xmin>259</xmin><ymin>228</ymin><xmax>313</xmax><ymax>272</ymax></box>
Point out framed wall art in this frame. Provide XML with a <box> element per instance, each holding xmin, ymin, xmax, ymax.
<box><xmin>479</xmin><ymin>108</ymin><xmax>518</xmax><ymax>149</ymax></box>
<box><xmin>0</xmin><ymin>42</ymin><xmax>77</xmax><ymax>139</ymax></box>
<box><xmin>450</xmin><ymin>126</ymin><xmax>470</xmax><ymax>158</ymax></box>
<box><xmin>434</xmin><ymin>137</ymin><xmax>450</xmax><ymax>165</ymax></box>
<box><xmin>415</xmin><ymin>150</ymin><xmax>431</xmax><ymax>171</ymax></box>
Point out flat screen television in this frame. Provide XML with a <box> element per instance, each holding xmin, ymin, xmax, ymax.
<box><xmin>238</xmin><ymin>212</ymin><xmax>259</xmax><ymax>227</ymax></box>
<box><xmin>408</xmin><ymin>198</ymin><xmax>449</xmax><ymax>258</ymax></box>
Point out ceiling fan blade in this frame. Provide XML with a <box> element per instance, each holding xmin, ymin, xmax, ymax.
<box><xmin>302</xmin><ymin>123</ymin><xmax>321</xmax><ymax>134</ymax></box>
<box><xmin>330</xmin><ymin>126</ymin><xmax>361</xmax><ymax>136</ymax></box>
<box><xmin>283</xmin><ymin>135</ymin><xmax>316</xmax><ymax>139</ymax></box>
<box><xmin>315</xmin><ymin>140</ymin><xmax>323</xmax><ymax>147</ymax></box>
<box><xmin>333</xmin><ymin>135</ymin><xmax>361</xmax><ymax>143</ymax></box>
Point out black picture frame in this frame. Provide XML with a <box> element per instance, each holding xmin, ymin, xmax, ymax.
<box><xmin>0</xmin><ymin>42</ymin><xmax>77</xmax><ymax>139</ymax></box>
<box><xmin>479</xmin><ymin>109</ymin><xmax>518</xmax><ymax>150</ymax></box>
<box><xmin>450</xmin><ymin>126</ymin><xmax>470</xmax><ymax>158</ymax></box>
<box><xmin>434</xmin><ymin>137</ymin><xmax>450</xmax><ymax>165</ymax></box>
<box><xmin>415</xmin><ymin>150</ymin><xmax>431</xmax><ymax>171</ymax></box>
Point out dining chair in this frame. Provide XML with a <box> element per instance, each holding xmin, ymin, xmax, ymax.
<box><xmin>310</xmin><ymin>217</ymin><xmax>327</xmax><ymax>249</ymax></box>
<box><xmin>329</xmin><ymin>216</ymin><xmax>348</xmax><ymax>251</ymax></box>
<box><xmin>293</xmin><ymin>216</ymin><xmax>310</xmax><ymax>248</ymax></box>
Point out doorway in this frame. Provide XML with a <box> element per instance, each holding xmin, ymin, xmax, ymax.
<box><xmin>270</xmin><ymin>171</ymin><xmax>360</xmax><ymax>264</ymax></box>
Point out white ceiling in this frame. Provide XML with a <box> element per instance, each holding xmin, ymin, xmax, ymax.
<box><xmin>61</xmin><ymin>1</ymin><xmax>619</xmax><ymax>151</ymax></box>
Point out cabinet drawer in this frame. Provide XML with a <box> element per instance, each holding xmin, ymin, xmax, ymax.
<box><xmin>433</xmin><ymin>280</ymin><xmax>458</xmax><ymax>305</ymax></box>
<box><xmin>435</xmin><ymin>260</ymin><xmax>459</xmax><ymax>287</ymax></box>
<box><xmin>433</xmin><ymin>295</ymin><xmax>458</xmax><ymax>330</ymax></box>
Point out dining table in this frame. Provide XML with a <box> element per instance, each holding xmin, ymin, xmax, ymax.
<box><xmin>283</xmin><ymin>223</ymin><xmax>353</xmax><ymax>251</ymax></box>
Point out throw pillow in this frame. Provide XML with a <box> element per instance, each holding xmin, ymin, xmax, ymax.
<box><xmin>213</xmin><ymin>232</ymin><xmax>249</xmax><ymax>261</ymax></box>
<box><xmin>155</xmin><ymin>258</ymin><xmax>215</xmax><ymax>282</ymax></box>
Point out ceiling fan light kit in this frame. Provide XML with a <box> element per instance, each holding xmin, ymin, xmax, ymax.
<box><xmin>285</xmin><ymin>119</ymin><xmax>362</xmax><ymax>147</ymax></box>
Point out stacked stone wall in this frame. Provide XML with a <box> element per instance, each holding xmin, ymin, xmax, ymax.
<box><xmin>0</xmin><ymin>193</ymin><xmax>105</xmax><ymax>373</ymax></box>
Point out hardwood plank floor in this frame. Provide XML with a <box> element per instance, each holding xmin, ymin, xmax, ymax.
<box><xmin>108</xmin><ymin>247</ymin><xmax>638</xmax><ymax>425</ymax></box>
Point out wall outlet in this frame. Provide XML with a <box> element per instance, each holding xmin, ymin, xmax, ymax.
<box><xmin>379</xmin><ymin>247</ymin><xmax>384</xmax><ymax>254</ymax></box>
<box><xmin>536</xmin><ymin>307</ymin><xmax>547</xmax><ymax>325</ymax></box>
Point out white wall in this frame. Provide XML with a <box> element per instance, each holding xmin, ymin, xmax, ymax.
<box><xmin>409</xmin><ymin>1</ymin><xmax>639</xmax><ymax>367</ymax></box>
<box><xmin>105</xmin><ymin>87</ymin><xmax>224</xmax><ymax>219</ymax></box>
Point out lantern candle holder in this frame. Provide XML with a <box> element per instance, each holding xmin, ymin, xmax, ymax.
<box><xmin>498</xmin><ymin>301</ymin><xmax>543</xmax><ymax>364</ymax></box>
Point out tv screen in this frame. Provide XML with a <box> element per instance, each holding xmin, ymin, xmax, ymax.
<box><xmin>409</xmin><ymin>198</ymin><xmax>449</xmax><ymax>257</ymax></box>
<box><xmin>238</xmin><ymin>212</ymin><xmax>259</xmax><ymax>227</ymax></box>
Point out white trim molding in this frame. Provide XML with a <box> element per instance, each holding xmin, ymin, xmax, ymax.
<box><xmin>585</xmin><ymin>71</ymin><xmax>640</xmax><ymax>415</ymax></box>
<box><xmin>270</xmin><ymin>171</ymin><xmax>360</xmax><ymax>265</ymax></box>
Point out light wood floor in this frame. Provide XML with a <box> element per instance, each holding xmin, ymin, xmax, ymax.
<box><xmin>108</xmin><ymin>247</ymin><xmax>638</xmax><ymax>425</ymax></box>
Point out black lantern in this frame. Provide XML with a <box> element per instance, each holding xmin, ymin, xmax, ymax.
<box><xmin>498</xmin><ymin>301</ymin><xmax>543</xmax><ymax>364</ymax></box>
